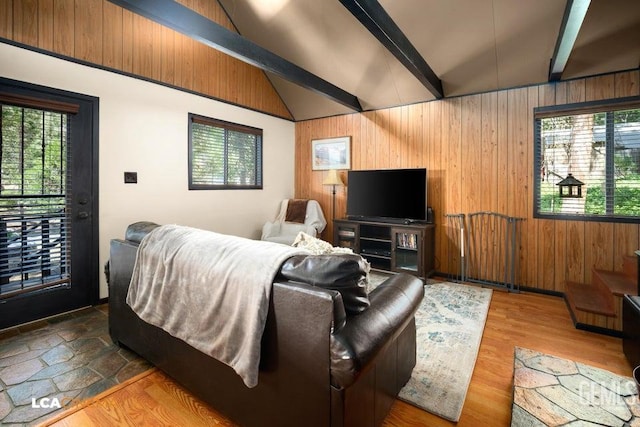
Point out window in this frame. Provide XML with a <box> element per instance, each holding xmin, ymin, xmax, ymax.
<box><xmin>534</xmin><ymin>97</ymin><xmax>640</xmax><ymax>222</ymax></box>
<box><xmin>1</xmin><ymin>101</ymin><xmax>70</xmax><ymax>293</ymax></box>
<box><xmin>188</xmin><ymin>114</ymin><xmax>263</xmax><ymax>190</ymax></box>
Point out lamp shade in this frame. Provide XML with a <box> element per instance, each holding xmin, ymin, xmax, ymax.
<box><xmin>322</xmin><ymin>169</ymin><xmax>344</xmax><ymax>186</ymax></box>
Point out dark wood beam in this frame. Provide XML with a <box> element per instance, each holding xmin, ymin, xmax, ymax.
<box><xmin>549</xmin><ymin>0</ymin><xmax>591</xmax><ymax>81</ymax></box>
<box><xmin>339</xmin><ymin>0</ymin><xmax>443</xmax><ymax>99</ymax></box>
<box><xmin>107</xmin><ymin>0</ymin><xmax>362</xmax><ymax>112</ymax></box>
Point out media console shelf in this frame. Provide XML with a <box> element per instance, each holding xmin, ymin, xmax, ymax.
<box><xmin>334</xmin><ymin>219</ymin><xmax>435</xmax><ymax>279</ymax></box>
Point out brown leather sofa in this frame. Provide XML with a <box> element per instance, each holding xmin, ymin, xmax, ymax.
<box><xmin>107</xmin><ymin>222</ymin><xmax>424</xmax><ymax>427</ymax></box>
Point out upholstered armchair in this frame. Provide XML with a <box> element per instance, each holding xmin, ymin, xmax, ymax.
<box><xmin>261</xmin><ymin>199</ymin><xmax>327</xmax><ymax>245</ymax></box>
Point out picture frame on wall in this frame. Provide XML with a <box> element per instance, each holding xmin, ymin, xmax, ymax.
<box><xmin>311</xmin><ymin>136</ymin><xmax>351</xmax><ymax>170</ymax></box>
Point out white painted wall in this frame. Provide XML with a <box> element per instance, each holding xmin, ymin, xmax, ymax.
<box><xmin>0</xmin><ymin>43</ymin><xmax>296</xmax><ymax>298</ymax></box>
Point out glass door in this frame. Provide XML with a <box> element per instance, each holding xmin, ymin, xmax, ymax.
<box><xmin>392</xmin><ymin>228</ymin><xmax>422</xmax><ymax>277</ymax></box>
<box><xmin>0</xmin><ymin>82</ymin><xmax>98</xmax><ymax>329</ymax></box>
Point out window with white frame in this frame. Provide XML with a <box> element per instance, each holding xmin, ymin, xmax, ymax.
<box><xmin>534</xmin><ymin>97</ymin><xmax>640</xmax><ymax>222</ymax></box>
<box><xmin>188</xmin><ymin>114</ymin><xmax>263</xmax><ymax>190</ymax></box>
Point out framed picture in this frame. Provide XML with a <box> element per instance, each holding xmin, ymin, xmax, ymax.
<box><xmin>311</xmin><ymin>136</ymin><xmax>351</xmax><ymax>170</ymax></box>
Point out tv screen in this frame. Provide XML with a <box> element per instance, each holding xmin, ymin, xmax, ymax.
<box><xmin>346</xmin><ymin>168</ymin><xmax>427</xmax><ymax>222</ymax></box>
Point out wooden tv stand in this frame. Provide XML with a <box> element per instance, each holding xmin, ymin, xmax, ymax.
<box><xmin>333</xmin><ymin>219</ymin><xmax>435</xmax><ymax>280</ymax></box>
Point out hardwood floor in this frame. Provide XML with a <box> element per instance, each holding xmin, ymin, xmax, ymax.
<box><xmin>39</xmin><ymin>287</ymin><xmax>633</xmax><ymax>427</ymax></box>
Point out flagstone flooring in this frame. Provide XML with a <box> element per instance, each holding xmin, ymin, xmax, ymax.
<box><xmin>0</xmin><ymin>305</ymin><xmax>151</xmax><ymax>426</ymax></box>
<box><xmin>512</xmin><ymin>347</ymin><xmax>640</xmax><ymax>426</ymax></box>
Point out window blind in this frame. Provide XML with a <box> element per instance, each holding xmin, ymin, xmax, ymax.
<box><xmin>534</xmin><ymin>98</ymin><xmax>640</xmax><ymax>222</ymax></box>
<box><xmin>189</xmin><ymin>114</ymin><xmax>263</xmax><ymax>190</ymax></box>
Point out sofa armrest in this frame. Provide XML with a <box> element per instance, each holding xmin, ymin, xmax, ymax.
<box><xmin>329</xmin><ymin>273</ymin><xmax>423</xmax><ymax>388</ymax></box>
<box><xmin>108</xmin><ymin>238</ymin><xmax>142</xmax><ymax>344</ymax></box>
<box><xmin>261</xmin><ymin>221</ymin><xmax>280</xmax><ymax>240</ymax></box>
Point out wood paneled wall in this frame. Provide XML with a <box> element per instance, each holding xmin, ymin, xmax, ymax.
<box><xmin>295</xmin><ymin>70</ymin><xmax>640</xmax><ymax>292</ymax></box>
<box><xmin>0</xmin><ymin>0</ymin><xmax>292</xmax><ymax>120</ymax></box>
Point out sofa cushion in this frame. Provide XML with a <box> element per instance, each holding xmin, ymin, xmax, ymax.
<box><xmin>278</xmin><ymin>254</ymin><xmax>370</xmax><ymax>315</ymax></box>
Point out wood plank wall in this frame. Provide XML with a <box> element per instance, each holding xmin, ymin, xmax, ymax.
<box><xmin>295</xmin><ymin>70</ymin><xmax>640</xmax><ymax>292</ymax></box>
<box><xmin>0</xmin><ymin>0</ymin><xmax>292</xmax><ymax>120</ymax></box>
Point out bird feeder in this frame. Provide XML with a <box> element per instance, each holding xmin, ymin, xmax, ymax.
<box><xmin>557</xmin><ymin>173</ymin><xmax>584</xmax><ymax>198</ymax></box>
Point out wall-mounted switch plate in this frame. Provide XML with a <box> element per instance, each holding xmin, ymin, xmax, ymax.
<box><xmin>124</xmin><ymin>172</ymin><xmax>138</xmax><ymax>184</ymax></box>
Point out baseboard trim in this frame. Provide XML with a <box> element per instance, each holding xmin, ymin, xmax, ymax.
<box><xmin>574</xmin><ymin>322</ymin><xmax>624</xmax><ymax>338</ymax></box>
<box><xmin>519</xmin><ymin>286</ymin><xmax>564</xmax><ymax>297</ymax></box>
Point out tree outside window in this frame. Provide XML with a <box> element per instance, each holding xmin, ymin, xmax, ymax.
<box><xmin>534</xmin><ymin>98</ymin><xmax>640</xmax><ymax>222</ymax></box>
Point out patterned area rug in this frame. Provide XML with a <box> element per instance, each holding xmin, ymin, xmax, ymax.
<box><xmin>512</xmin><ymin>347</ymin><xmax>640</xmax><ymax>426</ymax></box>
<box><xmin>369</xmin><ymin>274</ymin><xmax>493</xmax><ymax>422</ymax></box>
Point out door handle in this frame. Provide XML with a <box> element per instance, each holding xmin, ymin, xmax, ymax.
<box><xmin>78</xmin><ymin>212</ymin><xmax>89</xmax><ymax>220</ymax></box>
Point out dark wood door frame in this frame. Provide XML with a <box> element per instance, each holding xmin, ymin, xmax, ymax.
<box><xmin>0</xmin><ymin>77</ymin><xmax>99</xmax><ymax>329</ymax></box>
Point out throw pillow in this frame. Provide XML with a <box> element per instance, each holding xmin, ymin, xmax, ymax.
<box><xmin>292</xmin><ymin>231</ymin><xmax>355</xmax><ymax>255</ymax></box>
<box><xmin>278</xmin><ymin>254</ymin><xmax>370</xmax><ymax>315</ymax></box>
<box><xmin>284</xmin><ymin>199</ymin><xmax>309</xmax><ymax>223</ymax></box>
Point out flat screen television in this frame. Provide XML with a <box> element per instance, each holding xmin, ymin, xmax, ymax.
<box><xmin>346</xmin><ymin>168</ymin><xmax>427</xmax><ymax>223</ymax></box>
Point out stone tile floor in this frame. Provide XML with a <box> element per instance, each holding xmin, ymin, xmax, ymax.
<box><xmin>512</xmin><ymin>347</ymin><xmax>640</xmax><ymax>426</ymax></box>
<box><xmin>0</xmin><ymin>305</ymin><xmax>151</xmax><ymax>426</ymax></box>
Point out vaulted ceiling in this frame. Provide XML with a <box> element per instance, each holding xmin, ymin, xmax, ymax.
<box><xmin>121</xmin><ymin>0</ymin><xmax>640</xmax><ymax>121</ymax></box>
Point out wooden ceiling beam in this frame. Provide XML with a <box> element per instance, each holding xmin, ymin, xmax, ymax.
<box><xmin>549</xmin><ymin>0</ymin><xmax>591</xmax><ymax>81</ymax></box>
<box><xmin>339</xmin><ymin>0</ymin><xmax>444</xmax><ymax>99</ymax></box>
<box><xmin>107</xmin><ymin>0</ymin><xmax>362</xmax><ymax>112</ymax></box>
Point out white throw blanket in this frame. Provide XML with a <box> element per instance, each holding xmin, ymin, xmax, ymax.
<box><xmin>126</xmin><ymin>225</ymin><xmax>306</xmax><ymax>388</ymax></box>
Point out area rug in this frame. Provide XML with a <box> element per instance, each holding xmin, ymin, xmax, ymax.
<box><xmin>370</xmin><ymin>273</ymin><xmax>493</xmax><ymax>422</ymax></box>
<box><xmin>512</xmin><ymin>347</ymin><xmax>639</xmax><ymax>426</ymax></box>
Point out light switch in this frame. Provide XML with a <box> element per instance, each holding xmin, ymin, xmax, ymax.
<box><xmin>124</xmin><ymin>172</ymin><xmax>137</xmax><ymax>184</ymax></box>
